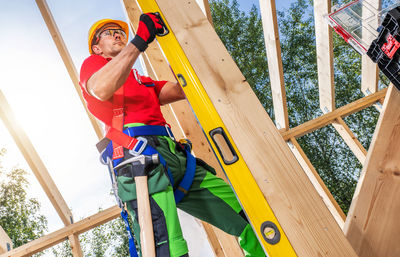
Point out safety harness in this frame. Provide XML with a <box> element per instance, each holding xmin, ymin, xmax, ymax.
<box><xmin>97</xmin><ymin>77</ymin><xmax>196</xmax><ymax>256</ymax></box>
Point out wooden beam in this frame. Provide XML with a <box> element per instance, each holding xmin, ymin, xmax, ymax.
<box><xmin>314</xmin><ymin>0</ymin><xmax>367</xmax><ymax>167</ymax></box>
<box><xmin>34</xmin><ymin>0</ymin><xmax>103</xmax><ymax>139</ymax></box>
<box><xmin>68</xmin><ymin>235</ymin><xmax>83</xmax><ymax>257</ymax></box>
<box><xmin>259</xmin><ymin>0</ymin><xmax>289</xmax><ymax>130</ymax></box>
<box><xmin>361</xmin><ymin>0</ymin><xmax>381</xmax><ymax>96</ymax></box>
<box><xmin>0</xmin><ymin>227</ymin><xmax>12</xmax><ymax>254</ymax></box>
<box><xmin>281</xmin><ymin>87</ymin><xmax>387</xmax><ymax>140</ymax></box>
<box><xmin>287</xmin><ymin>138</ymin><xmax>346</xmax><ymax>228</ymax></box>
<box><xmin>195</xmin><ymin>0</ymin><xmax>214</xmax><ymax>25</ymax></box>
<box><xmin>332</xmin><ymin>117</ymin><xmax>367</xmax><ymax>164</ymax></box>
<box><xmin>121</xmin><ymin>1</ymin><xmax>243</xmax><ymax>255</ymax></box>
<box><xmin>361</xmin><ymin>57</ymin><xmax>379</xmax><ymax>96</ymax></box>
<box><xmin>0</xmin><ymin>90</ymin><xmax>73</xmax><ymax>227</ymax></box>
<box><xmin>148</xmin><ymin>1</ymin><xmax>358</xmax><ymax>255</ymax></box>
<box><xmin>0</xmin><ymin>206</ymin><xmax>120</xmax><ymax>257</ymax></box>
<box><xmin>344</xmin><ymin>86</ymin><xmax>400</xmax><ymax>257</ymax></box>
<box><xmin>314</xmin><ymin>0</ymin><xmax>335</xmax><ymax>113</ymax></box>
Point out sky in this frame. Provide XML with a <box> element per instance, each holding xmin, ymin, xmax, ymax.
<box><xmin>0</xmin><ymin>0</ymin><xmax>293</xmax><ymax>255</ymax></box>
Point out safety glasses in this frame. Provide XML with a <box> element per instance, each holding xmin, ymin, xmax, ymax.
<box><xmin>99</xmin><ymin>28</ymin><xmax>127</xmax><ymax>39</ymax></box>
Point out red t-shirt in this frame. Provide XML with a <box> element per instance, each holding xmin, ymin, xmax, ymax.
<box><xmin>79</xmin><ymin>55</ymin><xmax>167</xmax><ymax>126</ymax></box>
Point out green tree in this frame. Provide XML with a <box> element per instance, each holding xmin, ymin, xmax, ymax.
<box><xmin>0</xmin><ymin>148</ymin><xmax>48</xmax><ymax>250</ymax></box>
<box><xmin>211</xmin><ymin>0</ymin><xmax>273</xmax><ymax>115</ymax></box>
<box><xmin>210</xmin><ymin>0</ymin><xmax>384</xmax><ymax>213</ymax></box>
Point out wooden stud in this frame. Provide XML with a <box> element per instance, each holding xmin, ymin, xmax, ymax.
<box><xmin>153</xmin><ymin>1</ymin><xmax>358</xmax><ymax>255</ymax></box>
<box><xmin>122</xmin><ymin>1</ymin><xmax>243</xmax><ymax>255</ymax></box>
<box><xmin>281</xmin><ymin>88</ymin><xmax>387</xmax><ymax>140</ymax></box>
<box><xmin>0</xmin><ymin>206</ymin><xmax>120</xmax><ymax>257</ymax></box>
<box><xmin>332</xmin><ymin>117</ymin><xmax>367</xmax><ymax>164</ymax></box>
<box><xmin>68</xmin><ymin>234</ymin><xmax>83</xmax><ymax>257</ymax></box>
<box><xmin>314</xmin><ymin>0</ymin><xmax>367</xmax><ymax>167</ymax></box>
<box><xmin>259</xmin><ymin>0</ymin><xmax>289</xmax><ymax>130</ymax></box>
<box><xmin>344</xmin><ymin>86</ymin><xmax>400</xmax><ymax>257</ymax></box>
<box><xmin>287</xmin><ymin>138</ymin><xmax>346</xmax><ymax>228</ymax></box>
<box><xmin>314</xmin><ymin>0</ymin><xmax>335</xmax><ymax>113</ymax></box>
<box><xmin>0</xmin><ymin>227</ymin><xmax>12</xmax><ymax>254</ymax></box>
<box><xmin>361</xmin><ymin>0</ymin><xmax>381</xmax><ymax>96</ymax></box>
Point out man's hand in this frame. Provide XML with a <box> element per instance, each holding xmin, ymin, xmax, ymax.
<box><xmin>131</xmin><ymin>13</ymin><xmax>165</xmax><ymax>52</ymax></box>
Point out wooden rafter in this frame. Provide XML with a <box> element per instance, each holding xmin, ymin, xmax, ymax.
<box><xmin>121</xmin><ymin>1</ymin><xmax>243</xmax><ymax>255</ymax></box>
<box><xmin>0</xmin><ymin>206</ymin><xmax>120</xmax><ymax>257</ymax></box>
<box><xmin>0</xmin><ymin>227</ymin><xmax>12</xmax><ymax>254</ymax></box>
<box><xmin>281</xmin><ymin>88</ymin><xmax>387</xmax><ymax>140</ymax></box>
<box><xmin>259</xmin><ymin>0</ymin><xmax>289</xmax><ymax>130</ymax></box>
<box><xmin>344</xmin><ymin>85</ymin><xmax>400</xmax><ymax>257</ymax></box>
<box><xmin>0</xmin><ymin>91</ymin><xmax>73</xmax><ymax>229</ymax></box>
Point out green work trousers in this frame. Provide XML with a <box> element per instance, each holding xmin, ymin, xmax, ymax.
<box><xmin>116</xmin><ymin>136</ymin><xmax>265</xmax><ymax>257</ymax></box>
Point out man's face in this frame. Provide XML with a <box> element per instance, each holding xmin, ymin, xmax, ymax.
<box><xmin>92</xmin><ymin>23</ymin><xmax>127</xmax><ymax>57</ymax></box>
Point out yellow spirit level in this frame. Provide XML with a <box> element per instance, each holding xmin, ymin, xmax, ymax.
<box><xmin>136</xmin><ymin>1</ymin><xmax>297</xmax><ymax>256</ymax></box>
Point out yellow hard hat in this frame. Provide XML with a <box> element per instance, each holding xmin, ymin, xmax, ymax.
<box><xmin>88</xmin><ymin>19</ymin><xmax>129</xmax><ymax>54</ymax></box>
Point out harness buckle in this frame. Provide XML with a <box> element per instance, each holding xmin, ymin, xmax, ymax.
<box><xmin>165</xmin><ymin>124</ymin><xmax>175</xmax><ymax>140</ymax></box>
<box><xmin>129</xmin><ymin>136</ymin><xmax>148</xmax><ymax>156</ymax></box>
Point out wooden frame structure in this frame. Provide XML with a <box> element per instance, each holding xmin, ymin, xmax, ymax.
<box><xmin>1</xmin><ymin>0</ymin><xmax>399</xmax><ymax>256</ymax></box>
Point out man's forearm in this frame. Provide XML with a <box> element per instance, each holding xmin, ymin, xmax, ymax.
<box><xmin>159</xmin><ymin>82</ymin><xmax>186</xmax><ymax>105</ymax></box>
<box><xmin>87</xmin><ymin>43</ymin><xmax>141</xmax><ymax>101</ymax></box>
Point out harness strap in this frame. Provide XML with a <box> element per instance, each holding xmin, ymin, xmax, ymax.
<box><xmin>107</xmin><ymin>79</ymin><xmax>160</xmax><ymax>160</ymax></box>
<box><xmin>106</xmin><ymin>127</ymin><xmax>139</xmax><ymax>151</ymax></box>
<box><xmin>174</xmin><ymin>145</ymin><xmax>196</xmax><ymax>203</ymax></box>
<box><xmin>110</xmin><ymin>87</ymin><xmax>125</xmax><ymax>160</ymax></box>
<box><xmin>102</xmin><ymin>125</ymin><xmax>196</xmax><ymax>204</ymax></box>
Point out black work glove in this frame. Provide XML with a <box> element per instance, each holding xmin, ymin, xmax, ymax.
<box><xmin>131</xmin><ymin>13</ymin><xmax>165</xmax><ymax>52</ymax></box>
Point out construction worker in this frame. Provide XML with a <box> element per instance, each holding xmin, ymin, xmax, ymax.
<box><xmin>79</xmin><ymin>13</ymin><xmax>265</xmax><ymax>257</ymax></box>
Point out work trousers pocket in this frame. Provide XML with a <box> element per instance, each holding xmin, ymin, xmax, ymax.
<box><xmin>129</xmin><ymin>197</ymin><xmax>170</xmax><ymax>257</ymax></box>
